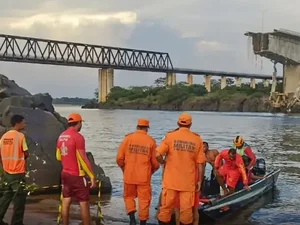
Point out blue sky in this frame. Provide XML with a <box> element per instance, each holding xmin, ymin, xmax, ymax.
<box><xmin>0</xmin><ymin>0</ymin><xmax>299</xmax><ymax>98</ymax></box>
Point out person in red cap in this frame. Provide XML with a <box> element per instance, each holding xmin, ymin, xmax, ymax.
<box><xmin>156</xmin><ymin>112</ymin><xmax>205</xmax><ymax>225</ymax></box>
<box><xmin>56</xmin><ymin>113</ymin><xmax>96</xmax><ymax>225</ymax></box>
<box><xmin>116</xmin><ymin>118</ymin><xmax>160</xmax><ymax>225</ymax></box>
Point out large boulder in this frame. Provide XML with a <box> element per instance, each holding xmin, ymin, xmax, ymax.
<box><xmin>0</xmin><ymin>74</ymin><xmax>112</xmax><ymax>194</ymax></box>
<box><xmin>0</xmin><ymin>74</ymin><xmax>31</xmax><ymax>98</ymax></box>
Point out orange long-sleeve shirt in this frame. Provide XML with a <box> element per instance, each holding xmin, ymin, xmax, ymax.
<box><xmin>116</xmin><ymin>130</ymin><xmax>160</xmax><ymax>185</ymax></box>
<box><xmin>215</xmin><ymin>149</ymin><xmax>248</xmax><ymax>185</ymax></box>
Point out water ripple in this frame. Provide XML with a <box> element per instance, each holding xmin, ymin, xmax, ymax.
<box><xmin>55</xmin><ymin>106</ymin><xmax>300</xmax><ymax>225</ymax></box>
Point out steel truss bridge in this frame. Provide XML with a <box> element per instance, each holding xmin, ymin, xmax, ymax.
<box><xmin>0</xmin><ymin>34</ymin><xmax>282</xmax><ymax>80</ymax></box>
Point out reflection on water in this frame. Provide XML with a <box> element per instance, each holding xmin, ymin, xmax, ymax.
<box><xmin>25</xmin><ymin>106</ymin><xmax>300</xmax><ymax>224</ymax></box>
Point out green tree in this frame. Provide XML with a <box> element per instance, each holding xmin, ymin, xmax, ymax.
<box><xmin>210</xmin><ymin>79</ymin><xmax>221</xmax><ymax>91</ymax></box>
<box><xmin>154</xmin><ymin>77</ymin><xmax>167</xmax><ymax>87</ymax></box>
<box><xmin>226</xmin><ymin>78</ymin><xmax>234</xmax><ymax>86</ymax></box>
<box><xmin>94</xmin><ymin>88</ymin><xmax>98</xmax><ymax>101</ymax></box>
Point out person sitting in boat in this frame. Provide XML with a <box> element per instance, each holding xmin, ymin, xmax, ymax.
<box><xmin>204</xmin><ymin>141</ymin><xmax>219</xmax><ymax>172</ymax></box>
<box><xmin>214</xmin><ymin>148</ymin><xmax>250</xmax><ymax>196</ymax></box>
<box><xmin>243</xmin><ymin>156</ymin><xmax>266</xmax><ymax>185</ymax></box>
<box><xmin>233</xmin><ymin>136</ymin><xmax>256</xmax><ymax>171</ymax></box>
<box><xmin>203</xmin><ymin>142</ymin><xmax>221</xmax><ymax>195</ymax></box>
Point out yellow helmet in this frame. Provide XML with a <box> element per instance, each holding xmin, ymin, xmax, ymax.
<box><xmin>233</xmin><ymin>136</ymin><xmax>244</xmax><ymax>148</ymax></box>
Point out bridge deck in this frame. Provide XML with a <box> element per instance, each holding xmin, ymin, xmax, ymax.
<box><xmin>0</xmin><ymin>34</ymin><xmax>173</xmax><ymax>72</ymax></box>
<box><xmin>245</xmin><ymin>28</ymin><xmax>300</xmax><ymax>65</ymax></box>
<box><xmin>0</xmin><ymin>33</ymin><xmax>282</xmax><ymax>80</ymax></box>
<box><xmin>173</xmin><ymin>68</ymin><xmax>281</xmax><ymax>80</ymax></box>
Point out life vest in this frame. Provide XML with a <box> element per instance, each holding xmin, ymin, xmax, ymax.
<box><xmin>233</xmin><ymin>142</ymin><xmax>250</xmax><ymax>156</ymax></box>
<box><xmin>0</xmin><ymin>130</ymin><xmax>26</xmax><ymax>174</ymax></box>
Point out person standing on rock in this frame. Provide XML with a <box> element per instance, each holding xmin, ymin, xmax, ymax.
<box><xmin>56</xmin><ymin>113</ymin><xmax>96</xmax><ymax>225</ymax></box>
<box><xmin>0</xmin><ymin>114</ymin><xmax>29</xmax><ymax>225</ymax></box>
<box><xmin>116</xmin><ymin>119</ymin><xmax>160</xmax><ymax>225</ymax></box>
<box><xmin>155</xmin><ymin>113</ymin><xmax>206</xmax><ymax>225</ymax></box>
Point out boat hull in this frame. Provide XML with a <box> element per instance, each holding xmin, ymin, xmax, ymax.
<box><xmin>199</xmin><ymin>169</ymin><xmax>280</xmax><ymax>222</ymax></box>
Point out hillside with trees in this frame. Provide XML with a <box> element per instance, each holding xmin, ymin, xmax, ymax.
<box><xmin>53</xmin><ymin>97</ymin><xmax>92</xmax><ymax>105</ymax></box>
<box><xmin>83</xmin><ymin>77</ymin><xmax>282</xmax><ymax>112</ymax></box>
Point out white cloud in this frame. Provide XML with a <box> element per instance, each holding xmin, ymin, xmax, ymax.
<box><xmin>196</xmin><ymin>40</ymin><xmax>229</xmax><ymax>52</ymax></box>
<box><xmin>8</xmin><ymin>12</ymin><xmax>138</xmax><ymax>30</ymax></box>
<box><xmin>0</xmin><ymin>0</ymin><xmax>299</xmax><ymax>97</ymax></box>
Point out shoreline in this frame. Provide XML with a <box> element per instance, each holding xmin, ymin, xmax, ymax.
<box><xmin>81</xmin><ymin>95</ymin><xmax>300</xmax><ymax>114</ymax></box>
<box><xmin>4</xmin><ymin>194</ymin><xmax>126</xmax><ymax>225</ymax></box>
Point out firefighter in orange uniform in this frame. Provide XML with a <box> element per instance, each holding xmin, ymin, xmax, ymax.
<box><xmin>116</xmin><ymin>119</ymin><xmax>160</xmax><ymax>225</ymax></box>
<box><xmin>156</xmin><ymin>113</ymin><xmax>205</xmax><ymax>225</ymax></box>
<box><xmin>0</xmin><ymin>115</ymin><xmax>29</xmax><ymax>225</ymax></box>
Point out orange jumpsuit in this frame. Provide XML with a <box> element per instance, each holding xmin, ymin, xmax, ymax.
<box><xmin>116</xmin><ymin>130</ymin><xmax>160</xmax><ymax>221</ymax></box>
<box><xmin>214</xmin><ymin>149</ymin><xmax>248</xmax><ymax>188</ymax></box>
<box><xmin>156</xmin><ymin>128</ymin><xmax>205</xmax><ymax>224</ymax></box>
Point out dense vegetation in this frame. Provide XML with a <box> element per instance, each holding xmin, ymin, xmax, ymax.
<box><xmin>93</xmin><ymin>77</ymin><xmax>282</xmax><ymax>107</ymax></box>
<box><xmin>53</xmin><ymin>97</ymin><xmax>92</xmax><ymax>105</ymax></box>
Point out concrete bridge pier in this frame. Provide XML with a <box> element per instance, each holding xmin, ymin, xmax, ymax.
<box><xmin>220</xmin><ymin>76</ymin><xmax>226</xmax><ymax>89</ymax></box>
<box><xmin>98</xmin><ymin>68</ymin><xmax>114</xmax><ymax>103</ymax></box>
<box><xmin>263</xmin><ymin>79</ymin><xmax>269</xmax><ymax>87</ymax></box>
<box><xmin>235</xmin><ymin>77</ymin><xmax>242</xmax><ymax>87</ymax></box>
<box><xmin>187</xmin><ymin>74</ymin><xmax>193</xmax><ymax>86</ymax></box>
<box><xmin>271</xmin><ymin>71</ymin><xmax>277</xmax><ymax>93</ymax></box>
<box><xmin>204</xmin><ymin>75</ymin><xmax>211</xmax><ymax>92</ymax></box>
<box><xmin>283</xmin><ymin>65</ymin><xmax>300</xmax><ymax>95</ymax></box>
<box><xmin>166</xmin><ymin>72</ymin><xmax>176</xmax><ymax>86</ymax></box>
<box><xmin>250</xmin><ymin>78</ymin><xmax>256</xmax><ymax>89</ymax></box>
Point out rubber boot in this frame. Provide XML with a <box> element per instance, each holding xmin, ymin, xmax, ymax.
<box><xmin>158</xmin><ymin>221</ymin><xmax>169</xmax><ymax>225</ymax></box>
<box><xmin>140</xmin><ymin>220</ymin><xmax>147</xmax><ymax>225</ymax></box>
<box><xmin>129</xmin><ymin>212</ymin><xmax>137</xmax><ymax>225</ymax></box>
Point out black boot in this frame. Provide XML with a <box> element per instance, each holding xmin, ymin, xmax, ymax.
<box><xmin>140</xmin><ymin>220</ymin><xmax>147</xmax><ymax>225</ymax></box>
<box><xmin>129</xmin><ymin>212</ymin><xmax>137</xmax><ymax>225</ymax></box>
<box><xmin>158</xmin><ymin>221</ymin><xmax>169</xmax><ymax>225</ymax></box>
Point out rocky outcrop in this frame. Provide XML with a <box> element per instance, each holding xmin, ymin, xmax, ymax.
<box><xmin>82</xmin><ymin>95</ymin><xmax>272</xmax><ymax>113</ymax></box>
<box><xmin>0</xmin><ymin>74</ymin><xmax>112</xmax><ymax>194</ymax></box>
<box><xmin>181</xmin><ymin>96</ymin><xmax>272</xmax><ymax>112</ymax></box>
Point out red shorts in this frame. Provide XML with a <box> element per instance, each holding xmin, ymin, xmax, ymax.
<box><xmin>174</xmin><ymin>191</ymin><xmax>199</xmax><ymax>209</ymax></box>
<box><xmin>61</xmin><ymin>172</ymin><xmax>90</xmax><ymax>202</ymax></box>
<box><xmin>218</xmin><ymin>165</ymin><xmax>241</xmax><ymax>188</ymax></box>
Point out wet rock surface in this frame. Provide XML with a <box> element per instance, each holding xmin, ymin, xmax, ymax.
<box><xmin>0</xmin><ymin>74</ymin><xmax>112</xmax><ymax>194</ymax></box>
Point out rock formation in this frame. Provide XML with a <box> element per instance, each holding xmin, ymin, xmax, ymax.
<box><xmin>0</xmin><ymin>74</ymin><xmax>112</xmax><ymax>194</ymax></box>
<box><xmin>83</xmin><ymin>96</ymin><xmax>272</xmax><ymax>113</ymax></box>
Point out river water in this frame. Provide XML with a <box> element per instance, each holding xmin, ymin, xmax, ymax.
<box><xmin>43</xmin><ymin>106</ymin><xmax>300</xmax><ymax>224</ymax></box>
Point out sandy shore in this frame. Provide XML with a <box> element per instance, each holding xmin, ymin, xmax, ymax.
<box><xmin>3</xmin><ymin>195</ymin><xmax>131</xmax><ymax>225</ymax></box>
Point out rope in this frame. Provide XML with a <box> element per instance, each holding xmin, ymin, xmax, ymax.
<box><xmin>0</xmin><ymin>179</ymin><xmax>104</xmax><ymax>225</ymax></box>
<box><xmin>96</xmin><ymin>181</ymin><xmax>105</xmax><ymax>225</ymax></box>
<box><xmin>56</xmin><ymin>190</ymin><xmax>63</xmax><ymax>225</ymax></box>
<box><xmin>55</xmin><ymin>180</ymin><xmax>104</xmax><ymax>225</ymax></box>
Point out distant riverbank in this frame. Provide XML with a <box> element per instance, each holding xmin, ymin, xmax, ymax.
<box><xmin>82</xmin><ymin>94</ymin><xmax>272</xmax><ymax>112</ymax></box>
<box><xmin>53</xmin><ymin>97</ymin><xmax>92</xmax><ymax>105</ymax></box>
<box><xmin>82</xmin><ymin>78</ymin><xmax>281</xmax><ymax>112</ymax></box>
<box><xmin>81</xmin><ymin>78</ymin><xmax>300</xmax><ymax>113</ymax></box>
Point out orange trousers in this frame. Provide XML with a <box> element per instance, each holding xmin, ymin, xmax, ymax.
<box><xmin>123</xmin><ymin>183</ymin><xmax>151</xmax><ymax>221</ymax></box>
<box><xmin>157</xmin><ymin>188</ymin><xmax>194</xmax><ymax>224</ymax></box>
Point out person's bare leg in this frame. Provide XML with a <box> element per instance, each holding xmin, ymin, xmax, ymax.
<box><xmin>174</xmin><ymin>208</ymin><xmax>180</xmax><ymax>225</ymax></box>
<box><xmin>215</xmin><ymin>175</ymin><xmax>229</xmax><ymax>195</ymax></box>
<box><xmin>62</xmin><ymin>197</ymin><xmax>72</xmax><ymax>225</ymax></box>
<box><xmin>193</xmin><ymin>207</ymin><xmax>199</xmax><ymax>225</ymax></box>
<box><xmin>79</xmin><ymin>201</ymin><xmax>91</xmax><ymax>225</ymax></box>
